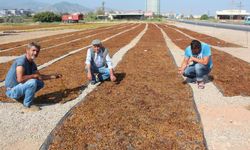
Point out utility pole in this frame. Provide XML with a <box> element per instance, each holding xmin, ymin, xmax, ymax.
<box><xmin>238</xmin><ymin>1</ymin><xmax>243</xmax><ymax>12</ymax></box>
<box><xmin>102</xmin><ymin>1</ymin><xmax>105</xmax><ymax>12</ymax></box>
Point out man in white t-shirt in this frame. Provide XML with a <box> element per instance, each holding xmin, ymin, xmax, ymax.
<box><xmin>85</xmin><ymin>39</ymin><xmax>116</xmax><ymax>85</ymax></box>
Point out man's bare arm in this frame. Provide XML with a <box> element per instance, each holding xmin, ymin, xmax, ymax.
<box><xmin>109</xmin><ymin>68</ymin><xmax>116</xmax><ymax>82</ymax></box>
<box><xmin>189</xmin><ymin>56</ymin><xmax>210</xmax><ymax>65</ymax></box>
<box><xmin>178</xmin><ymin>57</ymin><xmax>189</xmax><ymax>74</ymax></box>
<box><xmin>16</xmin><ymin>66</ymin><xmax>40</xmax><ymax>83</ymax></box>
<box><xmin>35</xmin><ymin>71</ymin><xmax>62</xmax><ymax>80</ymax></box>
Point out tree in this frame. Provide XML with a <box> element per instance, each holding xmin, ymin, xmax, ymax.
<box><xmin>33</xmin><ymin>12</ymin><xmax>61</xmax><ymax>22</ymax></box>
<box><xmin>200</xmin><ymin>14</ymin><xmax>209</xmax><ymax>20</ymax></box>
<box><xmin>85</xmin><ymin>12</ymin><xmax>97</xmax><ymax>21</ymax></box>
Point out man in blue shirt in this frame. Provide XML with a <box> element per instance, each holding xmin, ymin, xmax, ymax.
<box><xmin>5</xmin><ymin>42</ymin><xmax>62</xmax><ymax>111</ymax></box>
<box><xmin>85</xmin><ymin>39</ymin><xmax>116</xmax><ymax>85</ymax></box>
<box><xmin>178</xmin><ymin>40</ymin><xmax>213</xmax><ymax>89</ymax></box>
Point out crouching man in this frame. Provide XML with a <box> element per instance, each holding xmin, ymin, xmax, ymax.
<box><xmin>85</xmin><ymin>39</ymin><xmax>116</xmax><ymax>85</ymax></box>
<box><xmin>178</xmin><ymin>40</ymin><xmax>213</xmax><ymax>89</ymax></box>
<box><xmin>5</xmin><ymin>42</ymin><xmax>62</xmax><ymax>111</ymax></box>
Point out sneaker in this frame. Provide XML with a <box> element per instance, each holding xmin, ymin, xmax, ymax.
<box><xmin>203</xmin><ymin>75</ymin><xmax>210</xmax><ymax>83</ymax></box>
<box><xmin>197</xmin><ymin>81</ymin><xmax>205</xmax><ymax>89</ymax></box>
<box><xmin>186</xmin><ymin>77</ymin><xmax>196</xmax><ymax>83</ymax></box>
<box><xmin>94</xmin><ymin>73</ymin><xmax>100</xmax><ymax>83</ymax></box>
<box><xmin>23</xmin><ymin>105</ymin><xmax>41</xmax><ymax>112</ymax></box>
<box><xmin>90</xmin><ymin>80</ymin><xmax>96</xmax><ymax>85</ymax></box>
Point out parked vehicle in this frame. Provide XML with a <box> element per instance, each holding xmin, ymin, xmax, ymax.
<box><xmin>244</xmin><ymin>16</ymin><xmax>250</xmax><ymax>25</ymax></box>
<box><xmin>62</xmin><ymin>14</ymin><xmax>84</xmax><ymax>23</ymax></box>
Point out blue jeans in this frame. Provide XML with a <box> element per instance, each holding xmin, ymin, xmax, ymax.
<box><xmin>87</xmin><ymin>66</ymin><xmax>110</xmax><ymax>82</ymax></box>
<box><xmin>183</xmin><ymin>63</ymin><xmax>211</xmax><ymax>82</ymax></box>
<box><xmin>6</xmin><ymin>79</ymin><xmax>44</xmax><ymax>107</ymax></box>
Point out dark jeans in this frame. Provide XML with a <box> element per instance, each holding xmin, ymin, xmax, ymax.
<box><xmin>183</xmin><ymin>63</ymin><xmax>211</xmax><ymax>82</ymax></box>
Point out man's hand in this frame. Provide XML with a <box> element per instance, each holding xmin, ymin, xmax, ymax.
<box><xmin>51</xmin><ymin>73</ymin><xmax>62</xmax><ymax>79</ymax></box>
<box><xmin>110</xmin><ymin>74</ymin><xmax>116</xmax><ymax>82</ymax></box>
<box><xmin>36</xmin><ymin>73</ymin><xmax>62</xmax><ymax>80</ymax></box>
<box><xmin>178</xmin><ymin>67</ymin><xmax>184</xmax><ymax>75</ymax></box>
<box><xmin>188</xmin><ymin>57</ymin><xmax>194</xmax><ymax>64</ymax></box>
<box><xmin>33</xmin><ymin>73</ymin><xmax>42</xmax><ymax>80</ymax></box>
<box><xmin>87</xmin><ymin>72</ymin><xmax>92</xmax><ymax>80</ymax></box>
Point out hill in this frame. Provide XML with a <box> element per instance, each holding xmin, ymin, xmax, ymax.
<box><xmin>0</xmin><ymin>0</ymin><xmax>91</xmax><ymax>13</ymax></box>
<box><xmin>40</xmin><ymin>1</ymin><xmax>92</xmax><ymax>13</ymax></box>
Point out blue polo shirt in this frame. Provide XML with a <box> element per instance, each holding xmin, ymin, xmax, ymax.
<box><xmin>5</xmin><ymin>56</ymin><xmax>37</xmax><ymax>88</ymax></box>
<box><xmin>184</xmin><ymin>42</ymin><xmax>213</xmax><ymax>69</ymax></box>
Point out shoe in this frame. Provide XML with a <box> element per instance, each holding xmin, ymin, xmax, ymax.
<box><xmin>90</xmin><ymin>80</ymin><xmax>96</xmax><ymax>85</ymax></box>
<box><xmin>94</xmin><ymin>73</ymin><xmax>100</xmax><ymax>83</ymax></box>
<box><xmin>23</xmin><ymin>105</ymin><xmax>41</xmax><ymax>112</ymax></box>
<box><xmin>186</xmin><ymin>77</ymin><xmax>196</xmax><ymax>83</ymax></box>
<box><xmin>197</xmin><ymin>81</ymin><xmax>205</xmax><ymax>89</ymax></box>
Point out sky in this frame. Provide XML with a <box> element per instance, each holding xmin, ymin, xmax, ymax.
<box><xmin>36</xmin><ymin>0</ymin><xmax>250</xmax><ymax>15</ymax></box>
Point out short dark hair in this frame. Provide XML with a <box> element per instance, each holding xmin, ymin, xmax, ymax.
<box><xmin>27</xmin><ymin>42</ymin><xmax>41</xmax><ymax>50</ymax></box>
<box><xmin>191</xmin><ymin>40</ymin><xmax>201</xmax><ymax>51</ymax></box>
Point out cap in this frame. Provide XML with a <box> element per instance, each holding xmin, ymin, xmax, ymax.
<box><xmin>91</xmin><ymin>39</ymin><xmax>101</xmax><ymax>45</ymax></box>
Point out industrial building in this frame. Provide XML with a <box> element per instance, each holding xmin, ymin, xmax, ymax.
<box><xmin>216</xmin><ymin>9</ymin><xmax>250</xmax><ymax>20</ymax></box>
<box><xmin>145</xmin><ymin>0</ymin><xmax>160</xmax><ymax>16</ymax></box>
<box><xmin>108</xmin><ymin>10</ymin><xmax>144</xmax><ymax>20</ymax></box>
<box><xmin>97</xmin><ymin>10</ymin><xmax>144</xmax><ymax>20</ymax></box>
<box><xmin>97</xmin><ymin>0</ymin><xmax>161</xmax><ymax>20</ymax></box>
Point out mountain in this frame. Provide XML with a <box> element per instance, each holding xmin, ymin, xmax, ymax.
<box><xmin>0</xmin><ymin>0</ymin><xmax>49</xmax><ymax>10</ymax></box>
<box><xmin>40</xmin><ymin>1</ymin><xmax>92</xmax><ymax>13</ymax></box>
<box><xmin>0</xmin><ymin>0</ymin><xmax>92</xmax><ymax>13</ymax></box>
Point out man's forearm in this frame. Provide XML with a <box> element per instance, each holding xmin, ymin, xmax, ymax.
<box><xmin>192</xmin><ymin>57</ymin><xmax>209</xmax><ymax>65</ymax></box>
<box><xmin>41</xmin><ymin>74</ymin><xmax>62</xmax><ymax>80</ymax></box>
<box><xmin>109</xmin><ymin>68</ymin><xmax>115</xmax><ymax>76</ymax></box>
<box><xmin>86</xmin><ymin>64</ymin><xmax>91</xmax><ymax>73</ymax></box>
<box><xmin>41</xmin><ymin>74</ymin><xmax>55</xmax><ymax>80</ymax></box>
<box><xmin>17</xmin><ymin>74</ymin><xmax>39</xmax><ymax>83</ymax></box>
<box><xmin>180</xmin><ymin>60</ymin><xmax>188</xmax><ymax>70</ymax></box>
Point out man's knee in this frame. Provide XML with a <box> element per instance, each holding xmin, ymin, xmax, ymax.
<box><xmin>105</xmin><ymin>68</ymin><xmax>111</xmax><ymax>75</ymax></box>
<box><xmin>195</xmin><ymin>63</ymin><xmax>210</xmax><ymax>78</ymax></box>
<box><xmin>183</xmin><ymin>68</ymin><xmax>191</xmax><ymax>77</ymax></box>
<box><xmin>183</xmin><ymin>72</ymin><xmax>188</xmax><ymax>77</ymax></box>
<box><xmin>26</xmin><ymin>79</ymin><xmax>38</xmax><ymax>89</ymax></box>
<box><xmin>194</xmin><ymin>63</ymin><xmax>206</xmax><ymax>70</ymax></box>
<box><xmin>183</xmin><ymin>71</ymin><xmax>193</xmax><ymax>78</ymax></box>
<box><xmin>37</xmin><ymin>80</ymin><xmax>44</xmax><ymax>89</ymax></box>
